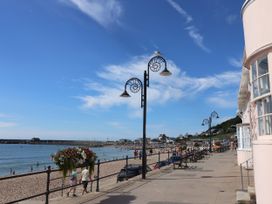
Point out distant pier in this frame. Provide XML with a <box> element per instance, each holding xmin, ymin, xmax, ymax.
<box><xmin>0</xmin><ymin>139</ymin><xmax>114</xmax><ymax>147</ymax></box>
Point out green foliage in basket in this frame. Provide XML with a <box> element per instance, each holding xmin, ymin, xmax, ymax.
<box><xmin>52</xmin><ymin>147</ymin><xmax>96</xmax><ymax>177</ymax></box>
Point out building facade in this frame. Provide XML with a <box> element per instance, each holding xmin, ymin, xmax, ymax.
<box><xmin>241</xmin><ymin>0</ymin><xmax>272</xmax><ymax>203</ymax></box>
<box><xmin>237</xmin><ymin>67</ymin><xmax>253</xmax><ymax>168</ymax></box>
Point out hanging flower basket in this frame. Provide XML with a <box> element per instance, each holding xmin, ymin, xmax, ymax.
<box><xmin>52</xmin><ymin>147</ymin><xmax>97</xmax><ymax>177</ymax></box>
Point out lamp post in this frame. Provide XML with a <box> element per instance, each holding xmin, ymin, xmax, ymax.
<box><xmin>120</xmin><ymin>51</ymin><xmax>171</xmax><ymax>179</ymax></box>
<box><xmin>202</xmin><ymin>111</ymin><xmax>219</xmax><ymax>152</ymax></box>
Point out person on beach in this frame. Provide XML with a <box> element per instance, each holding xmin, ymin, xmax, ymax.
<box><xmin>134</xmin><ymin>149</ymin><xmax>138</xmax><ymax>159</ymax></box>
<box><xmin>80</xmin><ymin>166</ymin><xmax>92</xmax><ymax>195</ymax></box>
<box><xmin>149</xmin><ymin>148</ymin><xmax>153</xmax><ymax>155</ymax></box>
<box><xmin>67</xmin><ymin>169</ymin><xmax>77</xmax><ymax>197</ymax></box>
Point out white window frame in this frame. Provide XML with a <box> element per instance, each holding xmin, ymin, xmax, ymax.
<box><xmin>251</xmin><ymin>56</ymin><xmax>270</xmax><ymax>99</ymax></box>
<box><xmin>250</xmin><ymin>55</ymin><xmax>272</xmax><ymax>137</ymax></box>
<box><xmin>256</xmin><ymin>96</ymin><xmax>272</xmax><ymax>136</ymax></box>
<box><xmin>237</xmin><ymin>124</ymin><xmax>251</xmax><ymax>150</ymax></box>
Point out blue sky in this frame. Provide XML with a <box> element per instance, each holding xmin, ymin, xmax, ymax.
<box><xmin>0</xmin><ymin>0</ymin><xmax>245</xmax><ymax>140</ymax></box>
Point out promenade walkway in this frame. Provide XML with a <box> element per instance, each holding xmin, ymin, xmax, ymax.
<box><xmin>50</xmin><ymin>150</ymin><xmax>240</xmax><ymax>204</ymax></box>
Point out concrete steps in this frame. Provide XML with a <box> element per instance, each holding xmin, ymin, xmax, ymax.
<box><xmin>236</xmin><ymin>186</ymin><xmax>256</xmax><ymax>204</ymax></box>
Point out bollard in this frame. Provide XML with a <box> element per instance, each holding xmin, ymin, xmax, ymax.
<box><xmin>96</xmin><ymin>160</ymin><xmax>100</xmax><ymax>192</ymax></box>
<box><xmin>45</xmin><ymin>166</ymin><xmax>51</xmax><ymax>204</ymax></box>
<box><xmin>167</xmin><ymin>151</ymin><xmax>170</xmax><ymax>163</ymax></box>
<box><xmin>158</xmin><ymin>152</ymin><xmax>160</xmax><ymax>163</ymax></box>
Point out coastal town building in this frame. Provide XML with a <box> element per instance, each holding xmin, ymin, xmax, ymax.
<box><xmin>158</xmin><ymin>134</ymin><xmax>174</xmax><ymax>144</ymax></box>
<box><xmin>238</xmin><ymin>0</ymin><xmax>272</xmax><ymax>203</ymax></box>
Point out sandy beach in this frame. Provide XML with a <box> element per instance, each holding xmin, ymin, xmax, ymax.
<box><xmin>0</xmin><ymin>152</ymin><xmax>169</xmax><ymax>203</ymax></box>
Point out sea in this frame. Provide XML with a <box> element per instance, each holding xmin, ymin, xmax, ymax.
<box><xmin>0</xmin><ymin>144</ymin><xmax>133</xmax><ymax>177</ymax></box>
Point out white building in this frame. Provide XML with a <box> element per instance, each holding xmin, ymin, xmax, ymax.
<box><xmin>239</xmin><ymin>0</ymin><xmax>272</xmax><ymax>203</ymax></box>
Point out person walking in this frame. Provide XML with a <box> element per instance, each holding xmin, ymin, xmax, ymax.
<box><xmin>80</xmin><ymin>166</ymin><xmax>91</xmax><ymax>195</ymax></box>
<box><xmin>67</xmin><ymin>169</ymin><xmax>77</xmax><ymax>197</ymax></box>
<box><xmin>139</xmin><ymin>150</ymin><xmax>142</xmax><ymax>160</ymax></box>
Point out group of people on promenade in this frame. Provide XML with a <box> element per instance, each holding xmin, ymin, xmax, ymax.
<box><xmin>66</xmin><ymin>166</ymin><xmax>92</xmax><ymax>197</ymax></box>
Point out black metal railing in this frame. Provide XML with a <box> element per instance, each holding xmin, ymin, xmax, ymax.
<box><xmin>1</xmin><ymin>149</ymin><xmax>208</xmax><ymax>204</ymax></box>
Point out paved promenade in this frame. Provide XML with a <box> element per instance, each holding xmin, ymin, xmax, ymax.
<box><xmin>49</xmin><ymin>150</ymin><xmax>240</xmax><ymax>204</ymax></box>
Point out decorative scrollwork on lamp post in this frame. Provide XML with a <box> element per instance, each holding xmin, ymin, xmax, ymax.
<box><xmin>121</xmin><ymin>78</ymin><xmax>144</xmax><ymax>108</ymax></box>
<box><xmin>120</xmin><ymin>51</ymin><xmax>171</xmax><ymax>179</ymax></box>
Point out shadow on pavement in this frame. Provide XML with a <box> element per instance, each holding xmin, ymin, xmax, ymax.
<box><xmin>99</xmin><ymin>195</ymin><xmax>136</xmax><ymax>204</ymax></box>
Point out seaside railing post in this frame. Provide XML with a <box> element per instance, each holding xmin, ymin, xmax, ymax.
<box><xmin>96</xmin><ymin>160</ymin><xmax>100</xmax><ymax>192</ymax></box>
<box><xmin>158</xmin><ymin>152</ymin><xmax>160</xmax><ymax>163</ymax></box>
<box><xmin>167</xmin><ymin>150</ymin><xmax>170</xmax><ymax>163</ymax></box>
<box><xmin>61</xmin><ymin>177</ymin><xmax>64</xmax><ymax>197</ymax></box>
<box><xmin>45</xmin><ymin>166</ymin><xmax>51</xmax><ymax>204</ymax></box>
<box><xmin>240</xmin><ymin>164</ymin><xmax>244</xmax><ymax>191</ymax></box>
<box><xmin>246</xmin><ymin>160</ymin><xmax>250</xmax><ymax>186</ymax></box>
<box><xmin>90</xmin><ymin>180</ymin><xmax>93</xmax><ymax>192</ymax></box>
<box><xmin>126</xmin><ymin>155</ymin><xmax>128</xmax><ymax>180</ymax></box>
<box><xmin>184</xmin><ymin>153</ymin><xmax>188</xmax><ymax>168</ymax></box>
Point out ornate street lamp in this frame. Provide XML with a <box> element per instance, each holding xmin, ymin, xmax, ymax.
<box><xmin>120</xmin><ymin>51</ymin><xmax>171</xmax><ymax>179</ymax></box>
<box><xmin>202</xmin><ymin>111</ymin><xmax>219</xmax><ymax>152</ymax></box>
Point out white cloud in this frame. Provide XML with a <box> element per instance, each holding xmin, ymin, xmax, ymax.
<box><xmin>108</xmin><ymin>121</ymin><xmax>125</xmax><ymax>129</ymax></box>
<box><xmin>206</xmin><ymin>91</ymin><xmax>237</xmax><ymax>108</ymax></box>
<box><xmin>226</xmin><ymin>14</ymin><xmax>237</xmax><ymax>25</ymax></box>
<box><xmin>77</xmin><ymin>54</ymin><xmax>240</xmax><ymax>113</ymax></box>
<box><xmin>62</xmin><ymin>0</ymin><xmax>122</xmax><ymax>28</ymax></box>
<box><xmin>185</xmin><ymin>26</ymin><xmax>211</xmax><ymax>53</ymax></box>
<box><xmin>229</xmin><ymin>57</ymin><xmax>242</xmax><ymax>68</ymax></box>
<box><xmin>166</xmin><ymin>0</ymin><xmax>210</xmax><ymax>53</ymax></box>
<box><xmin>0</xmin><ymin>113</ymin><xmax>12</xmax><ymax>118</ymax></box>
<box><xmin>0</xmin><ymin>113</ymin><xmax>17</xmax><ymax>128</ymax></box>
<box><xmin>166</xmin><ymin>0</ymin><xmax>193</xmax><ymax>23</ymax></box>
<box><xmin>0</xmin><ymin>122</ymin><xmax>17</xmax><ymax>128</ymax></box>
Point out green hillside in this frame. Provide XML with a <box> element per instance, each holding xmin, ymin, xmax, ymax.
<box><xmin>196</xmin><ymin>116</ymin><xmax>242</xmax><ymax>140</ymax></box>
<box><xmin>212</xmin><ymin>116</ymin><xmax>242</xmax><ymax>134</ymax></box>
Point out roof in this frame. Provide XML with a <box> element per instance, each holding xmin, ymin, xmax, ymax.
<box><xmin>241</xmin><ymin>0</ymin><xmax>255</xmax><ymax>16</ymax></box>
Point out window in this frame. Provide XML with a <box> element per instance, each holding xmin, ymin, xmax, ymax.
<box><xmin>237</xmin><ymin>126</ymin><xmax>241</xmax><ymax>149</ymax></box>
<box><xmin>257</xmin><ymin>96</ymin><xmax>272</xmax><ymax>135</ymax></box>
<box><xmin>236</xmin><ymin>125</ymin><xmax>251</xmax><ymax>149</ymax></box>
<box><xmin>251</xmin><ymin>57</ymin><xmax>270</xmax><ymax>98</ymax></box>
<box><xmin>250</xmin><ymin>56</ymin><xmax>271</xmax><ymax>136</ymax></box>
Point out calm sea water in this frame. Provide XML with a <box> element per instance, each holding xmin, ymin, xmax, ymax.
<box><xmin>0</xmin><ymin>144</ymin><xmax>133</xmax><ymax>177</ymax></box>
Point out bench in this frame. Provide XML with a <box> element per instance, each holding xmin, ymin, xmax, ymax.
<box><xmin>172</xmin><ymin>156</ymin><xmax>188</xmax><ymax>169</ymax></box>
